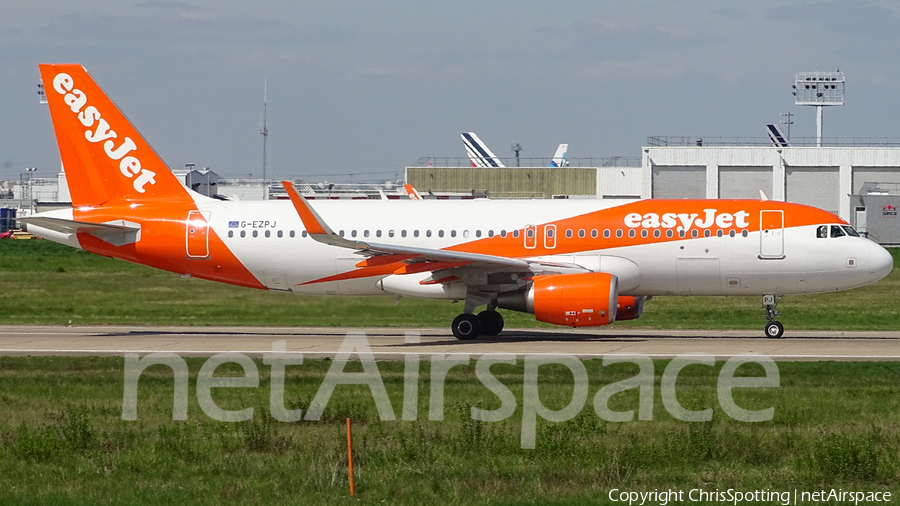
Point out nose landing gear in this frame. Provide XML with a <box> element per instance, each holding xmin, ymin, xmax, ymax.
<box><xmin>763</xmin><ymin>294</ymin><xmax>784</xmax><ymax>338</ymax></box>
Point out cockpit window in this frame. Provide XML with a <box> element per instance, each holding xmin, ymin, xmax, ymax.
<box><xmin>816</xmin><ymin>225</ymin><xmax>828</xmax><ymax>238</ymax></box>
<box><xmin>830</xmin><ymin>225</ymin><xmax>845</xmax><ymax>238</ymax></box>
<box><xmin>842</xmin><ymin>225</ymin><xmax>860</xmax><ymax>237</ymax></box>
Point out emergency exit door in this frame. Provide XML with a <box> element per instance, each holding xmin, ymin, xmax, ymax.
<box><xmin>186</xmin><ymin>211</ymin><xmax>211</xmax><ymax>258</ymax></box>
<box><xmin>759</xmin><ymin>210</ymin><xmax>784</xmax><ymax>259</ymax></box>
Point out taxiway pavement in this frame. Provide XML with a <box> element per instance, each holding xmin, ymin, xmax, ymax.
<box><xmin>1</xmin><ymin>325</ymin><xmax>899</xmax><ymax>361</ymax></box>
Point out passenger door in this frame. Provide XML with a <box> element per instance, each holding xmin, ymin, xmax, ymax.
<box><xmin>759</xmin><ymin>210</ymin><xmax>784</xmax><ymax>259</ymax></box>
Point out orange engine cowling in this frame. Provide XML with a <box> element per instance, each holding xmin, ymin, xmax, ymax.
<box><xmin>615</xmin><ymin>296</ymin><xmax>645</xmax><ymax>321</ymax></box>
<box><xmin>531</xmin><ymin>272</ymin><xmax>618</xmax><ymax>327</ymax></box>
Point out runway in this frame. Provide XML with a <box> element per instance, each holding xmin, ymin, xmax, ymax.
<box><xmin>1</xmin><ymin>325</ymin><xmax>899</xmax><ymax>361</ymax></box>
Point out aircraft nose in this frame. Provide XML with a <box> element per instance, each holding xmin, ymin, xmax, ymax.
<box><xmin>869</xmin><ymin>243</ymin><xmax>894</xmax><ymax>283</ymax></box>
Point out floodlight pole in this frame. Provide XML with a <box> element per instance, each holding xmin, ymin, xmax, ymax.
<box><xmin>816</xmin><ymin>106</ymin><xmax>823</xmax><ymax>147</ymax></box>
<box><xmin>25</xmin><ymin>167</ymin><xmax>37</xmax><ymax>215</ymax></box>
<box><xmin>261</xmin><ymin>78</ymin><xmax>269</xmax><ymax>200</ymax></box>
<box><xmin>793</xmin><ymin>71</ymin><xmax>844</xmax><ymax>148</ymax></box>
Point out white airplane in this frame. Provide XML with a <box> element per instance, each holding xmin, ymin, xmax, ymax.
<box><xmin>23</xmin><ymin>64</ymin><xmax>893</xmax><ymax>340</ymax></box>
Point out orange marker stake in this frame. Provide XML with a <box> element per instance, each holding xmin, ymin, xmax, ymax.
<box><xmin>347</xmin><ymin>418</ymin><xmax>355</xmax><ymax>497</ymax></box>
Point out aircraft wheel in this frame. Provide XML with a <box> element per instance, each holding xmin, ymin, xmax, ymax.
<box><xmin>477</xmin><ymin>310</ymin><xmax>504</xmax><ymax>336</ymax></box>
<box><xmin>452</xmin><ymin>313</ymin><xmax>481</xmax><ymax>340</ymax></box>
<box><xmin>764</xmin><ymin>321</ymin><xmax>784</xmax><ymax>338</ymax></box>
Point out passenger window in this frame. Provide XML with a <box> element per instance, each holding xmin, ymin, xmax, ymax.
<box><xmin>364</xmin><ymin>230</ymin><xmax>370</xmax><ymax>237</ymax></box>
<box><xmin>426</xmin><ymin>230</ymin><xmax>432</xmax><ymax>237</ymax></box>
<box><xmin>526</xmin><ymin>229</ymin><xmax>534</xmax><ymax>238</ymax></box>
<box><xmin>691</xmin><ymin>230</ymin><xmax>698</xmax><ymax>238</ymax></box>
<box><xmin>816</xmin><ymin>225</ymin><xmax>828</xmax><ymax>238</ymax></box>
<box><xmin>666</xmin><ymin>230</ymin><xmax>673</xmax><ymax>238</ymax></box>
<box><xmin>500</xmin><ymin>230</ymin><xmax>507</xmax><ymax>238</ymax></box>
<box><xmin>463</xmin><ymin>230</ymin><xmax>469</xmax><ymax>238</ymax></box>
<box><xmin>228</xmin><ymin>230</ymin><xmax>233</xmax><ymax>238</ymax></box>
<box><xmin>831</xmin><ymin>225</ymin><xmax>845</xmax><ymax>238</ymax></box>
<box><xmin>292</xmin><ymin>231</ymin><xmax>297</xmax><ymax>238</ymax></box>
<box><xmin>578</xmin><ymin>229</ymin><xmax>585</xmax><ymax>238</ymax></box>
<box><xmin>566</xmin><ymin>229</ymin><xmax>573</xmax><ymax>238</ymax></box>
<box><xmin>729</xmin><ymin>230</ymin><xmax>735</xmax><ymax>237</ymax></box>
<box><xmin>488</xmin><ymin>230</ymin><xmax>494</xmax><ymax>237</ymax></box>
<box><xmin>277</xmin><ymin>230</ymin><xmax>283</xmax><ymax>238</ymax></box>
<box><xmin>591</xmin><ymin>229</ymin><xmax>598</xmax><ymax>238</ymax></box>
<box><xmin>704</xmin><ymin>230</ymin><xmax>710</xmax><ymax>238</ymax></box>
<box><xmin>842</xmin><ymin>225</ymin><xmax>860</xmax><ymax>237</ymax></box>
<box><xmin>352</xmin><ymin>230</ymin><xmax>358</xmax><ymax>238</ymax></box>
<box><xmin>654</xmin><ymin>230</ymin><xmax>660</xmax><ymax>238</ymax></box>
<box><xmin>603</xmin><ymin>229</ymin><xmax>610</xmax><ymax>238</ymax></box>
<box><xmin>389</xmin><ymin>230</ymin><xmax>395</xmax><ymax>237</ymax></box>
<box><xmin>339</xmin><ymin>230</ymin><xmax>345</xmax><ymax>237</ymax></box>
<box><xmin>547</xmin><ymin>228</ymin><xmax>554</xmax><ymax>238</ymax></box>
<box><xmin>512</xmin><ymin>230</ymin><xmax>519</xmax><ymax>238</ymax></box>
<box><xmin>716</xmin><ymin>230</ymin><xmax>723</xmax><ymax>237</ymax></box>
<box><xmin>741</xmin><ymin>230</ymin><xmax>749</xmax><ymax>237</ymax></box>
<box><xmin>252</xmin><ymin>230</ymin><xmax>258</xmax><ymax>238</ymax></box>
<box><xmin>628</xmin><ymin>230</ymin><xmax>636</xmax><ymax>238</ymax></box>
<box><xmin>401</xmin><ymin>230</ymin><xmax>407</xmax><ymax>237</ymax></box>
<box><xmin>451</xmin><ymin>230</ymin><xmax>456</xmax><ymax>238</ymax></box>
<box><xmin>616</xmin><ymin>229</ymin><xmax>623</xmax><ymax>238</ymax></box>
<box><xmin>376</xmin><ymin>230</ymin><xmax>382</xmax><ymax>238</ymax></box>
<box><xmin>678</xmin><ymin>230</ymin><xmax>685</xmax><ymax>238</ymax></box>
<box><xmin>438</xmin><ymin>230</ymin><xmax>444</xmax><ymax>237</ymax></box>
<box><xmin>265</xmin><ymin>230</ymin><xmax>271</xmax><ymax>238</ymax></box>
<box><xmin>476</xmin><ymin>230</ymin><xmax>482</xmax><ymax>238</ymax></box>
<box><xmin>641</xmin><ymin>229</ymin><xmax>648</xmax><ymax>238</ymax></box>
<box><xmin>240</xmin><ymin>230</ymin><xmax>246</xmax><ymax>238</ymax></box>
<box><xmin>414</xmin><ymin>230</ymin><xmax>420</xmax><ymax>237</ymax></box>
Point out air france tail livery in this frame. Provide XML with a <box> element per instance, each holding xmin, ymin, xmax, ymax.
<box><xmin>461</xmin><ymin>132</ymin><xmax>505</xmax><ymax>168</ymax></box>
<box><xmin>24</xmin><ymin>64</ymin><xmax>893</xmax><ymax>340</ymax></box>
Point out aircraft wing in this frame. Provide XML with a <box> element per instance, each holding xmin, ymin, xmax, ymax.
<box><xmin>282</xmin><ymin>181</ymin><xmax>581</xmax><ymax>275</ymax></box>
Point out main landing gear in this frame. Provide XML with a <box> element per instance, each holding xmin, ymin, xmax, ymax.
<box><xmin>763</xmin><ymin>294</ymin><xmax>784</xmax><ymax>338</ymax></box>
<box><xmin>451</xmin><ymin>290</ymin><xmax>505</xmax><ymax>340</ymax></box>
<box><xmin>451</xmin><ymin>310</ymin><xmax>505</xmax><ymax>340</ymax></box>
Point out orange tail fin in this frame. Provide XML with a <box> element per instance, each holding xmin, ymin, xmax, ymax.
<box><xmin>38</xmin><ymin>64</ymin><xmax>193</xmax><ymax>207</ymax></box>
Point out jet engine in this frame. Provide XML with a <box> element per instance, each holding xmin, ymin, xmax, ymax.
<box><xmin>497</xmin><ymin>272</ymin><xmax>618</xmax><ymax>327</ymax></box>
<box><xmin>615</xmin><ymin>296</ymin><xmax>645</xmax><ymax>321</ymax></box>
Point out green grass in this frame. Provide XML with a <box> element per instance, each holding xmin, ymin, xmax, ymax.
<box><xmin>0</xmin><ymin>240</ymin><xmax>898</xmax><ymax>330</ymax></box>
<box><xmin>0</xmin><ymin>357</ymin><xmax>898</xmax><ymax>505</ymax></box>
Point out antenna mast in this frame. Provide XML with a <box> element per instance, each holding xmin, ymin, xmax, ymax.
<box><xmin>261</xmin><ymin>78</ymin><xmax>269</xmax><ymax>199</ymax></box>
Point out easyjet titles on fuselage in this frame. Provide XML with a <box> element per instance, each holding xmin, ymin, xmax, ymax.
<box><xmin>51</xmin><ymin>73</ymin><xmax>157</xmax><ymax>193</ymax></box>
<box><xmin>624</xmin><ymin>209</ymin><xmax>750</xmax><ymax>232</ymax></box>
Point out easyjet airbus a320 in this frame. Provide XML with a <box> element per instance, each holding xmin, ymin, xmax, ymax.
<box><xmin>23</xmin><ymin>64</ymin><xmax>894</xmax><ymax>339</ymax></box>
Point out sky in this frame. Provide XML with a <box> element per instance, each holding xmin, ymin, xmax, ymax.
<box><xmin>3</xmin><ymin>0</ymin><xmax>900</xmax><ymax>183</ymax></box>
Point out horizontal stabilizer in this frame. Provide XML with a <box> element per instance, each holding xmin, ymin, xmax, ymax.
<box><xmin>20</xmin><ymin>217</ymin><xmax>141</xmax><ymax>246</ymax></box>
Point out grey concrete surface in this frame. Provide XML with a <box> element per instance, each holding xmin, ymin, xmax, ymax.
<box><xmin>1</xmin><ymin>326</ymin><xmax>899</xmax><ymax>361</ymax></box>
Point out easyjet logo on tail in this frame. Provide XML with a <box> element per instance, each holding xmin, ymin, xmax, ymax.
<box><xmin>624</xmin><ymin>209</ymin><xmax>750</xmax><ymax>231</ymax></box>
<box><xmin>51</xmin><ymin>73</ymin><xmax>157</xmax><ymax>193</ymax></box>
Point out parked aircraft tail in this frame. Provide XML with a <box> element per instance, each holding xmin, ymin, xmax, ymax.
<box><xmin>403</xmin><ymin>184</ymin><xmax>423</xmax><ymax>200</ymax></box>
<box><xmin>461</xmin><ymin>132</ymin><xmax>505</xmax><ymax>168</ymax></box>
<box><xmin>766</xmin><ymin>124</ymin><xmax>790</xmax><ymax>148</ymax></box>
<box><xmin>550</xmin><ymin>143</ymin><xmax>568</xmax><ymax>167</ymax></box>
